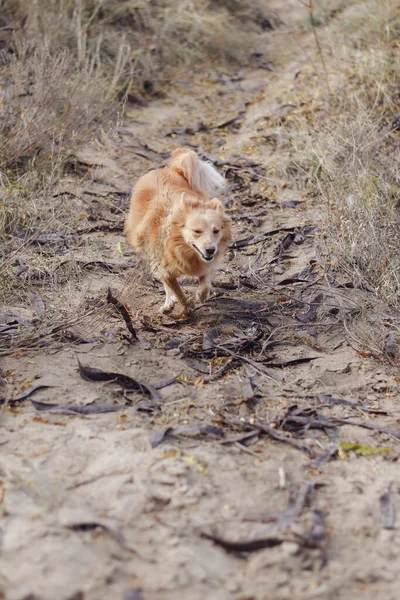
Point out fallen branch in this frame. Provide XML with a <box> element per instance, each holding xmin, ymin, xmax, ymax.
<box><xmin>107</xmin><ymin>287</ymin><xmax>138</xmax><ymax>342</ymax></box>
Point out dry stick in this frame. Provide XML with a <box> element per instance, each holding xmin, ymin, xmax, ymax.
<box><xmin>220</xmin><ymin>430</ymin><xmax>260</xmax><ymax>445</ymax></box>
<box><xmin>260</xmin><ymin>276</ymin><xmax>361</xmax><ymax>310</ymax></box>
<box><xmin>232</xmin><ymin>235</ymin><xmax>358</xmax><ymax>312</ymax></box>
<box><xmin>234</xmin><ymin>441</ymin><xmax>260</xmax><ymax>458</ymax></box>
<box><xmin>203</xmin><ymin>358</ymin><xmax>241</xmax><ymax>382</ymax></box>
<box><xmin>231</xmin><ymin>227</ymin><xmax>296</xmax><ymax>249</ymax></box>
<box><xmin>66</xmin><ymin>468</ymin><xmax>132</xmax><ymax>490</ymax></box>
<box><xmin>226</xmin><ymin>417</ymin><xmax>315</xmax><ymax>457</ymax></box>
<box><xmin>210</xmin><ymin>342</ymin><xmax>280</xmax><ymax>382</ymax></box>
<box><xmin>331</xmin><ymin>417</ymin><xmax>400</xmax><ymax>441</ymax></box>
<box><xmin>106</xmin><ymin>287</ymin><xmax>139</xmax><ymax>341</ymax></box>
<box><xmin>308</xmin><ymin>0</ymin><xmax>330</xmax><ymax>95</ymax></box>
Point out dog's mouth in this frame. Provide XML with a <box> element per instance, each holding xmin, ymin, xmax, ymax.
<box><xmin>192</xmin><ymin>244</ymin><xmax>215</xmax><ymax>262</ymax></box>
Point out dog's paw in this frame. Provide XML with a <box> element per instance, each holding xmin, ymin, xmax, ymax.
<box><xmin>196</xmin><ymin>288</ymin><xmax>210</xmax><ymax>304</ymax></box>
<box><xmin>159</xmin><ymin>302</ymin><xmax>175</xmax><ymax>314</ymax></box>
<box><xmin>182</xmin><ymin>296</ymin><xmax>196</xmax><ymax>315</ymax></box>
<box><xmin>187</xmin><ymin>295</ymin><xmax>196</xmax><ymax>308</ymax></box>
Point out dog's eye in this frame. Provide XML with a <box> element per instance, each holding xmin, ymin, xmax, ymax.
<box><xmin>192</xmin><ymin>229</ymin><xmax>202</xmax><ymax>235</ymax></box>
<box><xmin>213</xmin><ymin>229</ymin><xmax>220</xmax><ymax>235</ymax></box>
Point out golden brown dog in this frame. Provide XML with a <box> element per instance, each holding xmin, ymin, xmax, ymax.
<box><xmin>124</xmin><ymin>148</ymin><xmax>232</xmax><ymax>314</ymax></box>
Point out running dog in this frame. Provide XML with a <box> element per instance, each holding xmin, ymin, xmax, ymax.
<box><xmin>124</xmin><ymin>148</ymin><xmax>232</xmax><ymax>314</ymax></box>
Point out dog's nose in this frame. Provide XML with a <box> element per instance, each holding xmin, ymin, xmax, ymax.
<box><xmin>205</xmin><ymin>246</ymin><xmax>216</xmax><ymax>257</ymax></box>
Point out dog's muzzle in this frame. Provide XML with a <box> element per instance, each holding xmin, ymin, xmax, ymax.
<box><xmin>192</xmin><ymin>244</ymin><xmax>216</xmax><ymax>262</ymax></box>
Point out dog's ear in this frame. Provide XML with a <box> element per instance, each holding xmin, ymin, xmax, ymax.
<box><xmin>181</xmin><ymin>194</ymin><xmax>200</xmax><ymax>210</ymax></box>
<box><xmin>206</xmin><ymin>198</ymin><xmax>223</xmax><ymax>213</ymax></box>
<box><xmin>173</xmin><ymin>194</ymin><xmax>199</xmax><ymax>218</ymax></box>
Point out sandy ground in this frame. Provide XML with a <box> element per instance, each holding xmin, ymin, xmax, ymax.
<box><xmin>1</xmin><ymin>2</ymin><xmax>400</xmax><ymax>599</ymax></box>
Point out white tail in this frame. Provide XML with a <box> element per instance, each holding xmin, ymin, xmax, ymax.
<box><xmin>170</xmin><ymin>148</ymin><xmax>225</xmax><ymax>198</ymax></box>
<box><xmin>192</xmin><ymin>159</ymin><xmax>225</xmax><ymax>197</ymax></box>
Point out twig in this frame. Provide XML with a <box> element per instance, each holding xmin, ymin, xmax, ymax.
<box><xmin>234</xmin><ymin>441</ymin><xmax>260</xmax><ymax>458</ymax></box>
<box><xmin>106</xmin><ymin>287</ymin><xmax>138</xmax><ymax>342</ymax></box>
<box><xmin>308</xmin><ymin>0</ymin><xmax>331</xmax><ymax>94</ymax></box>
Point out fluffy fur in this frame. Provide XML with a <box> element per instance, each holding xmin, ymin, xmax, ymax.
<box><xmin>124</xmin><ymin>148</ymin><xmax>232</xmax><ymax>313</ymax></box>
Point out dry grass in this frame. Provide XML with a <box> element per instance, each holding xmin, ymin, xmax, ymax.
<box><xmin>2</xmin><ymin>0</ymin><xmax>274</xmax><ymax>97</ymax></box>
<box><xmin>0</xmin><ymin>0</ymin><xmax>273</xmax><ymax>233</ymax></box>
<box><xmin>312</xmin><ymin>114</ymin><xmax>399</xmax><ymax>309</ymax></box>
<box><xmin>2</xmin><ymin>0</ymin><xmax>397</xmax><ymax>355</ymax></box>
<box><xmin>308</xmin><ymin>1</ymin><xmax>400</xmax><ymax>312</ymax></box>
<box><xmin>0</xmin><ymin>7</ymin><xmax>121</xmax><ymax>293</ymax></box>
<box><xmin>0</xmin><ymin>42</ymin><xmax>113</xmax><ymax>171</ymax></box>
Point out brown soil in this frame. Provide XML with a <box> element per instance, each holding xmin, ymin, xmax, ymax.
<box><xmin>1</xmin><ymin>2</ymin><xmax>400</xmax><ymax>600</ymax></box>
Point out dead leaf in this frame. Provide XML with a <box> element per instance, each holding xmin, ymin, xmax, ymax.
<box><xmin>11</xmin><ymin>384</ymin><xmax>52</xmax><ymax>403</ymax></box>
<box><xmin>66</xmin><ymin>522</ymin><xmax>151</xmax><ymax>561</ymax></box>
<box><xmin>78</xmin><ymin>360</ymin><xmax>162</xmax><ymax>403</ymax></box>
<box><xmin>200</xmin><ymin>530</ymin><xmax>284</xmax><ymax>552</ymax></box>
<box><xmin>295</xmin><ymin>294</ymin><xmax>324</xmax><ymax>337</ymax></box>
<box><xmin>123</xmin><ymin>590</ymin><xmax>143</xmax><ymax>600</ymax></box>
<box><xmin>31</xmin><ymin>400</ymin><xmax>125</xmax><ymax>414</ymax></box>
<box><xmin>385</xmin><ymin>330</ymin><xmax>399</xmax><ymax>357</ymax></box>
<box><xmin>380</xmin><ymin>483</ymin><xmax>396</xmax><ymax>530</ymax></box>
<box><xmin>31</xmin><ymin>294</ymin><xmax>46</xmax><ymax>317</ymax></box>
<box><xmin>151</xmin><ymin>427</ymin><xmax>175</xmax><ymax>448</ymax></box>
<box><xmin>241</xmin><ymin>377</ymin><xmax>254</xmax><ymax>400</ymax></box>
<box><xmin>339</xmin><ymin>441</ymin><xmax>392</xmax><ymax>458</ymax></box>
<box><xmin>151</xmin><ymin>424</ymin><xmax>224</xmax><ymax>448</ymax></box>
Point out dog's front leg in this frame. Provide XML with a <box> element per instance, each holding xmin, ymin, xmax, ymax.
<box><xmin>197</xmin><ymin>274</ymin><xmax>212</xmax><ymax>303</ymax></box>
<box><xmin>161</xmin><ymin>276</ymin><xmax>194</xmax><ymax>314</ymax></box>
<box><xmin>160</xmin><ymin>282</ymin><xmax>177</xmax><ymax>314</ymax></box>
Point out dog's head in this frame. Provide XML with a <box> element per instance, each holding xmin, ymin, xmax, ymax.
<box><xmin>174</xmin><ymin>196</ymin><xmax>231</xmax><ymax>262</ymax></box>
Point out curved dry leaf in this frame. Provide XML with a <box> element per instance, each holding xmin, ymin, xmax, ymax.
<box><xmin>77</xmin><ymin>360</ymin><xmax>162</xmax><ymax>403</ymax></box>
<box><xmin>12</xmin><ymin>384</ymin><xmax>52</xmax><ymax>402</ymax></box>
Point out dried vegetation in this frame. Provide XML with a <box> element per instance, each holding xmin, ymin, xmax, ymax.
<box><xmin>309</xmin><ymin>1</ymin><xmax>400</xmax><ymax>310</ymax></box>
<box><xmin>0</xmin><ymin>0</ymin><xmax>273</xmax><ymax>305</ymax></box>
<box><xmin>0</xmin><ymin>0</ymin><xmax>399</xmax><ymax>356</ymax></box>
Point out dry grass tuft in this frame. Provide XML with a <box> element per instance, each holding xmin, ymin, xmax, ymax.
<box><xmin>309</xmin><ymin>1</ymin><xmax>400</xmax><ymax>312</ymax></box>
<box><xmin>2</xmin><ymin>0</ymin><xmax>275</xmax><ymax>97</ymax></box>
<box><xmin>0</xmin><ymin>13</ymin><xmax>119</xmax><ymax>273</ymax></box>
<box><xmin>0</xmin><ymin>41</ymin><xmax>112</xmax><ymax>171</ymax></box>
<box><xmin>313</xmin><ymin>114</ymin><xmax>399</xmax><ymax>308</ymax></box>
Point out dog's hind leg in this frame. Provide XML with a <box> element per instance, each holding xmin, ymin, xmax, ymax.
<box><xmin>160</xmin><ymin>275</ymin><xmax>195</xmax><ymax>314</ymax></box>
<box><xmin>197</xmin><ymin>274</ymin><xmax>212</xmax><ymax>303</ymax></box>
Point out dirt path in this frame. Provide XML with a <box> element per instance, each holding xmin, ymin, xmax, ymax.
<box><xmin>1</xmin><ymin>3</ymin><xmax>400</xmax><ymax>600</ymax></box>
